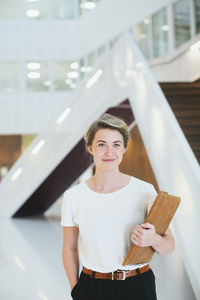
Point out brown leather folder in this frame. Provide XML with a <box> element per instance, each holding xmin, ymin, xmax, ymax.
<box><xmin>123</xmin><ymin>191</ymin><xmax>181</xmax><ymax>266</ymax></box>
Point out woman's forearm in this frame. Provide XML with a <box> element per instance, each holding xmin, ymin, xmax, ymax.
<box><xmin>151</xmin><ymin>232</ymin><xmax>175</xmax><ymax>255</ymax></box>
<box><xmin>131</xmin><ymin>223</ymin><xmax>175</xmax><ymax>255</ymax></box>
<box><xmin>62</xmin><ymin>248</ymin><xmax>79</xmax><ymax>290</ymax></box>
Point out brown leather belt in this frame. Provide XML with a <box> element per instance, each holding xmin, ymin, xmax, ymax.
<box><xmin>82</xmin><ymin>264</ymin><xmax>150</xmax><ymax>280</ymax></box>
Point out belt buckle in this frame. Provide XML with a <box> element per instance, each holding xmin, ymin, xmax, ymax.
<box><xmin>112</xmin><ymin>271</ymin><xmax>114</xmax><ymax>280</ymax></box>
<box><xmin>116</xmin><ymin>270</ymin><xmax>126</xmax><ymax>280</ymax></box>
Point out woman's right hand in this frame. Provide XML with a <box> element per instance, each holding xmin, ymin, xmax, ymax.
<box><xmin>62</xmin><ymin>226</ymin><xmax>80</xmax><ymax>298</ymax></box>
<box><xmin>71</xmin><ymin>281</ymin><xmax>78</xmax><ymax>293</ymax></box>
<box><xmin>71</xmin><ymin>280</ymin><xmax>80</xmax><ymax>299</ymax></box>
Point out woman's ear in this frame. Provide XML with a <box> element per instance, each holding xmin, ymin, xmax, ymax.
<box><xmin>87</xmin><ymin>145</ymin><xmax>93</xmax><ymax>155</ymax></box>
<box><xmin>122</xmin><ymin>146</ymin><xmax>126</xmax><ymax>154</ymax></box>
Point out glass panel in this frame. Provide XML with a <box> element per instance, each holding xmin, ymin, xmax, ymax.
<box><xmin>195</xmin><ymin>0</ymin><xmax>200</xmax><ymax>33</ymax></box>
<box><xmin>80</xmin><ymin>58</ymin><xmax>93</xmax><ymax>76</ymax></box>
<box><xmin>152</xmin><ymin>7</ymin><xmax>168</xmax><ymax>57</ymax></box>
<box><xmin>135</xmin><ymin>18</ymin><xmax>151</xmax><ymax>59</ymax></box>
<box><xmin>88</xmin><ymin>52</ymin><xmax>95</xmax><ymax>68</ymax></box>
<box><xmin>109</xmin><ymin>36</ymin><xmax>119</xmax><ymax>49</ymax></box>
<box><xmin>77</xmin><ymin>0</ymin><xmax>83</xmax><ymax>17</ymax></box>
<box><xmin>0</xmin><ymin>0</ymin><xmax>18</xmax><ymax>19</ymax></box>
<box><xmin>52</xmin><ymin>0</ymin><xmax>76</xmax><ymax>20</ymax></box>
<box><xmin>79</xmin><ymin>0</ymin><xmax>97</xmax><ymax>16</ymax></box>
<box><xmin>173</xmin><ymin>0</ymin><xmax>191</xmax><ymax>47</ymax></box>
<box><xmin>97</xmin><ymin>45</ymin><xmax>106</xmax><ymax>57</ymax></box>
<box><xmin>53</xmin><ymin>61</ymin><xmax>79</xmax><ymax>91</ymax></box>
<box><xmin>0</xmin><ymin>62</ymin><xmax>20</xmax><ymax>94</ymax></box>
<box><xmin>26</xmin><ymin>62</ymin><xmax>50</xmax><ymax>92</ymax></box>
<box><xmin>0</xmin><ymin>0</ymin><xmax>100</xmax><ymax>20</ymax></box>
<box><xmin>79</xmin><ymin>59</ymin><xmax>85</xmax><ymax>79</ymax></box>
<box><xmin>24</xmin><ymin>0</ymin><xmax>49</xmax><ymax>20</ymax></box>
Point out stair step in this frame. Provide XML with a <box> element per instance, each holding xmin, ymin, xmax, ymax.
<box><xmin>173</xmin><ymin>110</ymin><xmax>200</xmax><ymax>117</ymax></box>
<box><xmin>176</xmin><ymin>117</ymin><xmax>200</xmax><ymax>126</ymax></box>
<box><xmin>160</xmin><ymin>82</ymin><xmax>200</xmax><ymax>164</ymax></box>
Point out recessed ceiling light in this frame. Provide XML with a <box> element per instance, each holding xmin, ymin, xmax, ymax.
<box><xmin>37</xmin><ymin>291</ymin><xmax>48</xmax><ymax>300</ymax></box>
<box><xmin>14</xmin><ymin>257</ymin><xmax>26</xmax><ymax>271</ymax></box>
<box><xmin>0</xmin><ymin>166</ymin><xmax>8</xmax><ymax>177</ymax></box>
<box><xmin>27</xmin><ymin>0</ymin><xmax>38</xmax><ymax>2</ymax></box>
<box><xmin>26</xmin><ymin>9</ymin><xmax>40</xmax><ymax>17</ymax></box>
<box><xmin>144</xmin><ymin>18</ymin><xmax>149</xmax><ymax>25</ymax></box>
<box><xmin>190</xmin><ymin>41</ymin><xmax>200</xmax><ymax>50</ymax></box>
<box><xmin>162</xmin><ymin>25</ymin><xmax>169</xmax><ymax>31</ymax></box>
<box><xmin>136</xmin><ymin>62</ymin><xmax>145</xmax><ymax>68</ymax></box>
<box><xmin>56</xmin><ymin>108</ymin><xmax>71</xmax><ymax>125</ymax></box>
<box><xmin>80</xmin><ymin>2</ymin><xmax>96</xmax><ymax>10</ymax></box>
<box><xmin>70</xmin><ymin>62</ymin><xmax>79</xmax><ymax>70</ymax></box>
<box><xmin>140</xmin><ymin>33</ymin><xmax>147</xmax><ymax>39</ymax></box>
<box><xmin>43</xmin><ymin>80</ymin><xmax>52</xmax><ymax>86</ymax></box>
<box><xmin>70</xmin><ymin>83</ymin><xmax>76</xmax><ymax>89</ymax></box>
<box><xmin>80</xmin><ymin>66</ymin><xmax>92</xmax><ymax>73</ymax></box>
<box><xmin>27</xmin><ymin>72</ymin><xmax>40</xmax><ymax>79</ymax></box>
<box><xmin>67</xmin><ymin>72</ymin><xmax>79</xmax><ymax>79</ymax></box>
<box><xmin>27</xmin><ymin>62</ymin><xmax>41</xmax><ymax>70</ymax></box>
<box><xmin>11</xmin><ymin>168</ymin><xmax>23</xmax><ymax>181</ymax></box>
<box><xmin>86</xmin><ymin>69</ymin><xmax>103</xmax><ymax>88</ymax></box>
<box><xmin>65</xmin><ymin>78</ymin><xmax>72</xmax><ymax>85</ymax></box>
<box><xmin>32</xmin><ymin>140</ymin><xmax>45</xmax><ymax>155</ymax></box>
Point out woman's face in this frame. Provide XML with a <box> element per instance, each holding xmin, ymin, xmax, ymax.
<box><xmin>88</xmin><ymin>128</ymin><xmax>126</xmax><ymax>171</ymax></box>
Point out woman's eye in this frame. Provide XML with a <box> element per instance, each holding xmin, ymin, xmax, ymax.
<box><xmin>113</xmin><ymin>144</ymin><xmax>120</xmax><ymax>148</ymax></box>
<box><xmin>98</xmin><ymin>143</ymin><xmax>105</xmax><ymax>147</ymax></box>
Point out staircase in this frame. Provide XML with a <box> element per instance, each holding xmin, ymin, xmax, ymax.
<box><xmin>160</xmin><ymin>80</ymin><xmax>200</xmax><ymax>164</ymax></box>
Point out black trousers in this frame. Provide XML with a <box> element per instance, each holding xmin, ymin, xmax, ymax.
<box><xmin>71</xmin><ymin>268</ymin><xmax>157</xmax><ymax>300</ymax></box>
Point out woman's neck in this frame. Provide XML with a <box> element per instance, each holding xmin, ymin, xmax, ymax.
<box><xmin>94</xmin><ymin>170</ymin><xmax>121</xmax><ymax>185</ymax></box>
<box><xmin>87</xmin><ymin>169</ymin><xmax>129</xmax><ymax>193</ymax></box>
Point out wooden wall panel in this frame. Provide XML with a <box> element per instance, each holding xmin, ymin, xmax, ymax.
<box><xmin>120</xmin><ymin>125</ymin><xmax>159</xmax><ymax>192</ymax></box>
<box><xmin>0</xmin><ymin>135</ymin><xmax>22</xmax><ymax>170</ymax></box>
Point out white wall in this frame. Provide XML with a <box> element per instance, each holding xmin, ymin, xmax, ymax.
<box><xmin>0</xmin><ymin>92</ymin><xmax>75</xmax><ymax>134</ymax></box>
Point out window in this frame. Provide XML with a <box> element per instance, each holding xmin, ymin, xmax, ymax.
<box><xmin>0</xmin><ymin>0</ymin><xmax>18</xmax><ymax>19</ymax></box>
<box><xmin>173</xmin><ymin>0</ymin><xmax>191</xmax><ymax>47</ymax></box>
<box><xmin>52</xmin><ymin>0</ymin><xmax>77</xmax><ymax>20</ymax></box>
<box><xmin>135</xmin><ymin>19</ymin><xmax>151</xmax><ymax>59</ymax></box>
<box><xmin>26</xmin><ymin>62</ymin><xmax>49</xmax><ymax>92</ymax></box>
<box><xmin>0</xmin><ymin>62</ymin><xmax>20</xmax><ymax>94</ymax></box>
<box><xmin>195</xmin><ymin>0</ymin><xmax>200</xmax><ymax>33</ymax></box>
<box><xmin>24</xmin><ymin>0</ymin><xmax>49</xmax><ymax>20</ymax></box>
<box><xmin>53</xmin><ymin>61</ymin><xmax>79</xmax><ymax>91</ymax></box>
<box><xmin>152</xmin><ymin>8</ymin><xmax>168</xmax><ymax>57</ymax></box>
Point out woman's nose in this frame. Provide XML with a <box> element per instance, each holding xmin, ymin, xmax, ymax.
<box><xmin>105</xmin><ymin>146</ymin><xmax>112</xmax><ymax>155</ymax></box>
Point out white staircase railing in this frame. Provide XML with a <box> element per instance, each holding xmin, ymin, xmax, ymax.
<box><xmin>124</xmin><ymin>31</ymin><xmax>200</xmax><ymax>299</ymax></box>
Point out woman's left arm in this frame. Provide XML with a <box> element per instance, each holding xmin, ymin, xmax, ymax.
<box><xmin>131</xmin><ymin>223</ymin><xmax>175</xmax><ymax>255</ymax></box>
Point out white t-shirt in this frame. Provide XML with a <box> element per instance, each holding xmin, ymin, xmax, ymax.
<box><xmin>61</xmin><ymin>176</ymin><xmax>157</xmax><ymax>273</ymax></box>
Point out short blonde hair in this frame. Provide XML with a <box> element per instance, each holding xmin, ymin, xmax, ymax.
<box><xmin>85</xmin><ymin>113</ymin><xmax>130</xmax><ymax>149</ymax></box>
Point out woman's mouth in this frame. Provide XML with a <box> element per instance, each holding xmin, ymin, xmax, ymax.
<box><xmin>102</xmin><ymin>159</ymin><xmax>115</xmax><ymax>162</ymax></box>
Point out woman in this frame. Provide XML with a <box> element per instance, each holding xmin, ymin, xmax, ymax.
<box><xmin>61</xmin><ymin>113</ymin><xmax>175</xmax><ymax>300</ymax></box>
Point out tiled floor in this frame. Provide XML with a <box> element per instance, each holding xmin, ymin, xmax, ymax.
<box><xmin>0</xmin><ymin>216</ymin><xmax>196</xmax><ymax>300</ymax></box>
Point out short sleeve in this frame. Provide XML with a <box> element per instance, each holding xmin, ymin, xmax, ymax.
<box><xmin>145</xmin><ymin>184</ymin><xmax>158</xmax><ymax>217</ymax></box>
<box><xmin>61</xmin><ymin>190</ymin><xmax>79</xmax><ymax>227</ymax></box>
